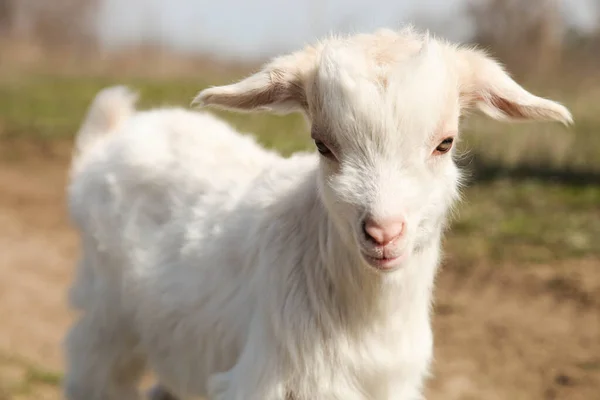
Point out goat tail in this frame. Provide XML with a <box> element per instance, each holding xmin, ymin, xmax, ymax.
<box><xmin>73</xmin><ymin>85</ymin><xmax>138</xmax><ymax>158</ymax></box>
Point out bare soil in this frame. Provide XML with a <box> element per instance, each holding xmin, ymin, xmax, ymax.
<box><xmin>0</xmin><ymin>153</ymin><xmax>598</xmax><ymax>400</ymax></box>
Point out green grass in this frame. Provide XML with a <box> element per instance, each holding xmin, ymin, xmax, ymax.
<box><xmin>460</xmin><ymin>113</ymin><xmax>600</xmax><ymax>174</ymax></box>
<box><xmin>1</xmin><ymin>72</ymin><xmax>599</xmax><ymax>265</ymax></box>
<box><xmin>448</xmin><ymin>180</ymin><xmax>600</xmax><ymax>265</ymax></box>
<box><xmin>0</xmin><ymin>353</ymin><xmax>62</xmax><ymax>397</ymax></box>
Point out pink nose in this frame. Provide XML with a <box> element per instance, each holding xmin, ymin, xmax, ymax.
<box><xmin>363</xmin><ymin>217</ymin><xmax>405</xmax><ymax>246</ymax></box>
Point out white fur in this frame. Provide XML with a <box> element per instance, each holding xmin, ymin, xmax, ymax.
<box><xmin>64</xmin><ymin>28</ymin><xmax>572</xmax><ymax>400</ymax></box>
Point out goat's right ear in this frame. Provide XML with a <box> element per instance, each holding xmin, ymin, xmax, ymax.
<box><xmin>192</xmin><ymin>48</ymin><xmax>316</xmax><ymax>114</ymax></box>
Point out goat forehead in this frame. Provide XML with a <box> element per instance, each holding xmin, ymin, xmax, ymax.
<box><xmin>313</xmin><ymin>38</ymin><xmax>458</xmax><ymax>151</ymax></box>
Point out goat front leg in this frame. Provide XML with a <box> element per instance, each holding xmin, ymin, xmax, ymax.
<box><xmin>207</xmin><ymin>319</ymin><xmax>286</xmax><ymax>400</ymax></box>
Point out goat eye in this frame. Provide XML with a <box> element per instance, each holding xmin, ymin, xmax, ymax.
<box><xmin>314</xmin><ymin>140</ymin><xmax>333</xmax><ymax>157</ymax></box>
<box><xmin>434</xmin><ymin>137</ymin><xmax>454</xmax><ymax>155</ymax></box>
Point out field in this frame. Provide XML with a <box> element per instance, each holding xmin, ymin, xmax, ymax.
<box><xmin>0</xmin><ymin>64</ymin><xmax>599</xmax><ymax>399</ymax></box>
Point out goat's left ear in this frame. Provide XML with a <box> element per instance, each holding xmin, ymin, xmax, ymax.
<box><xmin>192</xmin><ymin>47</ymin><xmax>316</xmax><ymax>114</ymax></box>
<box><xmin>457</xmin><ymin>48</ymin><xmax>573</xmax><ymax>125</ymax></box>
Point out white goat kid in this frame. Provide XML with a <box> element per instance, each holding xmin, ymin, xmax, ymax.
<box><xmin>64</xmin><ymin>28</ymin><xmax>571</xmax><ymax>400</ymax></box>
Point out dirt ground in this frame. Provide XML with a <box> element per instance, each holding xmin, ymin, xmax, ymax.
<box><xmin>0</xmin><ymin>153</ymin><xmax>598</xmax><ymax>400</ymax></box>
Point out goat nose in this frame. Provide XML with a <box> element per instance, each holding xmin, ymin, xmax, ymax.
<box><xmin>363</xmin><ymin>217</ymin><xmax>405</xmax><ymax>246</ymax></box>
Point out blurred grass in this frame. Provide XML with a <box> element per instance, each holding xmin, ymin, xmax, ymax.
<box><xmin>0</xmin><ymin>353</ymin><xmax>62</xmax><ymax>398</ymax></box>
<box><xmin>0</xmin><ymin>73</ymin><xmax>312</xmax><ymax>156</ymax></box>
<box><xmin>447</xmin><ymin>180</ymin><xmax>600</xmax><ymax>265</ymax></box>
<box><xmin>0</xmin><ymin>71</ymin><xmax>599</xmax><ymax>265</ymax></box>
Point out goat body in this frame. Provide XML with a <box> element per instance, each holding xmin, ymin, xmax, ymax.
<box><xmin>64</xmin><ymin>28</ymin><xmax>571</xmax><ymax>400</ymax></box>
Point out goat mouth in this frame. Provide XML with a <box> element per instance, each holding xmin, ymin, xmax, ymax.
<box><xmin>362</xmin><ymin>252</ymin><xmax>406</xmax><ymax>271</ymax></box>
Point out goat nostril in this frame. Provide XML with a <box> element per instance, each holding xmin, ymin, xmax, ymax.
<box><xmin>363</xmin><ymin>218</ymin><xmax>405</xmax><ymax>246</ymax></box>
<box><xmin>362</xmin><ymin>221</ymin><xmax>374</xmax><ymax>242</ymax></box>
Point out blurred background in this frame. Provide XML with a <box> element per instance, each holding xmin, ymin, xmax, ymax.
<box><xmin>0</xmin><ymin>0</ymin><xmax>598</xmax><ymax>399</ymax></box>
